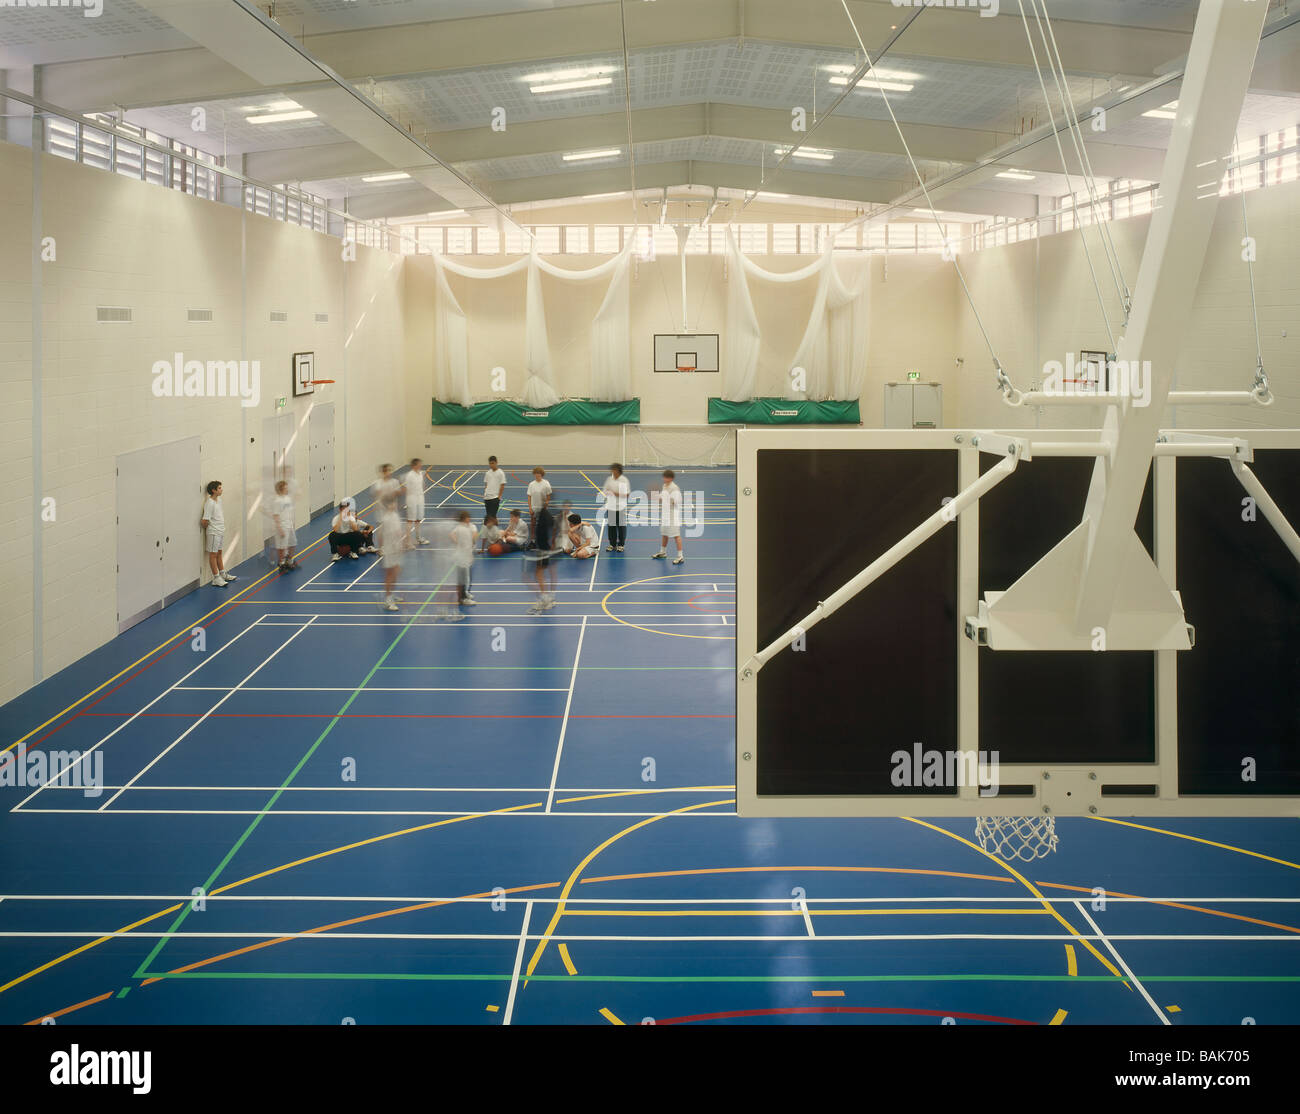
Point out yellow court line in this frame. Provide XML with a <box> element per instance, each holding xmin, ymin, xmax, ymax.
<box><xmin>903</xmin><ymin>818</ymin><xmax>1126</xmax><ymax>984</ymax></box>
<box><xmin>1049</xmin><ymin>1009</ymin><xmax>1068</xmax><ymax>1025</ymax></box>
<box><xmin>1065</xmin><ymin>944</ymin><xmax>1078</xmax><ymax>976</ymax></box>
<box><xmin>560</xmin><ymin>908</ymin><xmax>1051</xmax><ymax>917</ymax></box>
<box><xmin>4</xmin><ymin>488</ymin><xmax>392</xmax><ymax>758</ymax></box>
<box><xmin>0</xmin><ymin>800</ymin><xmax>545</xmax><ymax>1000</ymax></box>
<box><xmin>523</xmin><ymin>798</ymin><xmax>735</xmax><ymax>982</ymax></box>
<box><xmin>577</xmin><ymin>470</ymin><xmax>605</xmax><ymax>495</ymax></box>
<box><xmin>600</xmin><ymin>573</ymin><xmax>736</xmax><ymax>641</ymax></box>
<box><xmin>558</xmin><ymin>943</ymin><xmax>578</xmax><ymax>976</ymax></box>
<box><xmin>599</xmin><ymin>1008</ymin><xmax>625</xmax><ymax>1025</ymax></box>
<box><xmin>554</xmin><ymin>786</ymin><xmax>733</xmax><ymax>805</ymax></box>
<box><xmin>1090</xmin><ymin>816</ymin><xmax>1300</xmax><ymax>870</ymax></box>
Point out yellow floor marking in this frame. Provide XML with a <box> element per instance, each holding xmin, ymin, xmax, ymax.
<box><xmin>1065</xmin><ymin>944</ymin><xmax>1078</xmax><ymax>976</ymax></box>
<box><xmin>523</xmin><ymin>799</ymin><xmax>734</xmax><ymax>982</ymax></box>
<box><xmin>812</xmin><ymin>990</ymin><xmax>845</xmax><ymax>998</ymax></box>
<box><xmin>485</xmin><ymin>1004</ymin><xmax>500</xmax><ymax>1012</ymax></box>
<box><xmin>561</xmin><ymin>908</ymin><xmax>1050</xmax><ymax>917</ymax></box>
<box><xmin>599</xmin><ymin>1008</ymin><xmax>625</xmax><ymax>1025</ymax></box>
<box><xmin>1166</xmin><ymin>1004</ymin><xmax>1181</xmax><ymax>1013</ymax></box>
<box><xmin>1049</xmin><ymin>1009</ymin><xmax>1068</xmax><ymax>1025</ymax></box>
<box><xmin>1090</xmin><ymin>817</ymin><xmax>1300</xmax><ymax>870</ymax></box>
<box><xmin>554</xmin><ymin>787</ymin><xmax>733</xmax><ymax>805</ymax></box>
<box><xmin>558</xmin><ymin>943</ymin><xmax>578</xmax><ymax>976</ymax></box>
<box><xmin>577</xmin><ymin>470</ymin><xmax>605</xmax><ymax>494</ymax></box>
<box><xmin>600</xmin><ymin>573</ymin><xmax>735</xmax><ymax>640</ymax></box>
<box><xmin>904</xmin><ymin>818</ymin><xmax>1125</xmax><ymax>984</ymax></box>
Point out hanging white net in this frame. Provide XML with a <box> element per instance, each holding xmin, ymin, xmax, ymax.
<box><xmin>623</xmin><ymin>424</ymin><xmax>739</xmax><ymax>468</ymax></box>
<box><xmin>975</xmin><ymin>814</ymin><xmax>1058</xmax><ymax>862</ymax></box>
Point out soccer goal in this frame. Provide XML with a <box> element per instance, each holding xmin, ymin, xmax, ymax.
<box><xmin>622</xmin><ymin>424</ymin><xmax>741</xmax><ymax>469</ymax></box>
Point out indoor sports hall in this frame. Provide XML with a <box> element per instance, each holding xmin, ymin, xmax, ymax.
<box><xmin>2</xmin><ymin>0</ymin><xmax>1298</xmax><ymax>1038</ymax></box>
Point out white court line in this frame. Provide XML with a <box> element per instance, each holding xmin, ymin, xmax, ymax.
<box><xmin>800</xmin><ymin>899</ymin><xmax>816</xmax><ymax>937</ymax></box>
<box><xmin>3</xmin><ymin>930</ymin><xmax>1292</xmax><ymax>943</ymax></box>
<box><xmin>502</xmin><ymin>901</ymin><xmax>534</xmax><ymax>1025</ymax></box>
<box><xmin>8</xmin><ymin>894</ymin><xmax>1296</xmax><ymax>905</ymax></box>
<box><xmin>11</xmin><ymin>615</ymin><xmax>271</xmax><ymax>812</ymax></box>
<box><xmin>546</xmin><ymin>615</ymin><xmax>587</xmax><ymax>813</ymax></box>
<box><xmin>98</xmin><ymin>617</ymin><xmax>319</xmax><ymax>810</ymax></box>
<box><xmin>19</xmin><ymin>784</ymin><xmax>734</xmax><ymax>794</ymax></box>
<box><xmin>172</xmin><ymin>685</ymin><xmax>569</xmax><ymax>693</ymax></box>
<box><xmin>1073</xmin><ymin>900</ymin><xmax>1171</xmax><ymax>1025</ymax></box>
<box><xmin>16</xmin><ymin>808</ymin><xmax>737</xmax><ymax>818</ymax></box>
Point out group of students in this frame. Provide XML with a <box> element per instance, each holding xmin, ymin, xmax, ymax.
<box><xmin>198</xmin><ymin>457</ymin><xmax>688</xmax><ymax>612</ymax></box>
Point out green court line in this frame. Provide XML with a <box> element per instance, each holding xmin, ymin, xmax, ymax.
<box><xmin>135</xmin><ymin>971</ymin><xmax>1300</xmax><ymax>984</ymax></box>
<box><xmin>131</xmin><ymin>572</ymin><xmax>455</xmax><ymax>981</ymax></box>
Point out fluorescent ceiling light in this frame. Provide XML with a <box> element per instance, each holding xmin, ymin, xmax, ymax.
<box><xmin>582</xmin><ymin>191</ymin><xmax>626</xmax><ymax>199</ymax></box>
<box><xmin>829</xmin><ymin>75</ymin><xmax>914</xmax><ymax>93</ymax></box>
<box><xmin>427</xmin><ymin>209</ymin><xmax>465</xmax><ymax>219</ymax></box>
<box><xmin>522</xmin><ymin>65</ymin><xmax>613</xmax><ymax>82</ymax></box>
<box><xmin>824</xmin><ymin>64</ymin><xmax>920</xmax><ymax>81</ymax></box>
<box><xmin>361</xmin><ymin>171</ymin><xmax>411</xmax><ymax>183</ymax></box>
<box><xmin>775</xmin><ymin>146</ymin><xmax>834</xmax><ymax>161</ymax></box>
<box><xmin>530</xmin><ymin>77</ymin><xmax>613</xmax><ymax>94</ymax></box>
<box><xmin>563</xmin><ymin>148</ymin><xmax>621</xmax><ymax>161</ymax></box>
<box><xmin>240</xmin><ymin>99</ymin><xmax>302</xmax><ymax>112</ymax></box>
<box><xmin>756</xmin><ymin>192</ymin><xmax>790</xmax><ymax>198</ymax></box>
<box><xmin>995</xmin><ymin>170</ymin><xmax>1036</xmax><ymax>180</ymax></box>
<box><xmin>1142</xmin><ymin>100</ymin><xmax>1179</xmax><ymax>119</ymax></box>
<box><xmin>247</xmin><ymin>110</ymin><xmax>317</xmax><ymax>124</ymax></box>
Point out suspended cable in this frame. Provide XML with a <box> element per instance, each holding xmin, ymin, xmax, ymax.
<box><xmin>619</xmin><ymin>0</ymin><xmax>638</xmax><ymax>243</ymax></box>
<box><xmin>1015</xmin><ymin>0</ymin><xmax>1117</xmax><ymax>355</ymax></box>
<box><xmin>837</xmin><ymin>0</ymin><xmax>1010</xmax><ymax>395</ymax></box>
<box><xmin>1234</xmin><ymin>138</ymin><xmax>1273</xmax><ymax>404</ymax></box>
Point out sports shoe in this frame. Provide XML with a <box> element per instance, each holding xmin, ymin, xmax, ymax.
<box><xmin>616</xmin><ymin>545</ymin><xmax>625</xmax><ymax>552</ymax></box>
<box><xmin>651</xmin><ymin>550</ymin><xmax>666</xmax><ymax>559</ymax></box>
<box><xmin>445</xmin><ymin>611</ymin><xmax>466</xmax><ymax>623</ymax></box>
<box><xmin>212</xmin><ymin>575</ymin><xmax>227</xmax><ymax>587</ymax></box>
<box><xmin>462</xmin><ymin>597</ymin><xmax>477</xmax><ymax>607</ymax></box>
<box><xmin>380</xmin><ymin>600</ymin><xmax>398</xmax><ymax>612</ymax></box>
<box><xmin>349</xmin><ymin>552</ymin><xmax>360</xmax><ymax>560</ymax></box>
<box><xmin>672</xmin><ymin>555</ymin><xmax>685</xmax><ymax>565</ymax></box>
<box><xmin>542</xmin><ymin>595</ymin><xmax>558</xmax><ymax>610</ymax></box>
<box><xmin>605</xmin><ymin>545</ymin><xmax>615</xmax><ymax>552</ymax></box>
<box><xmin>286</xmin><ymin>562</ymin><xmax>300</xmax><ymax>570</ymax></box>
<box><xmin>223</xmin><ymin>572</ymin><xmax>237</xmax><ymax>581</ymax></box>
<box><xmin>331</xmin><ymin>553</ymin><xmax>342</xmax><ymax>562</ymax></box>
<box><xmin>526</xmin><ymin>603</ymin><xmax>543</xmax><ymax>615</ymax></box>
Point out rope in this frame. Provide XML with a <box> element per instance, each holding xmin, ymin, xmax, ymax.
<box><xmin>1235</xmin><ymin>137</ymin><xmax>1273</xmax><ymax>404</ymax></box>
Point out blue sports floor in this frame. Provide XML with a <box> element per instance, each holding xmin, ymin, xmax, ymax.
<box><xmin>1</xmin><ymin>465</ymin><xmax>1297</xmax><ymax>1026</ymax></box>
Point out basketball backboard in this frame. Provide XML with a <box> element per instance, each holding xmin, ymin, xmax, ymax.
<box><xmin>653</xmin><ymin>333</ymin><xmax>719</xmax><ymax>373</ymax></box>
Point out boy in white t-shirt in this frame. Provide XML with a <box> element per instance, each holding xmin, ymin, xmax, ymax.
<box><xmin>526</xmin><ymin>467</ymin><xmax>552</xmax><ymax>548</ymax></box>
<box><xmin>650</xmin><ymin>468</ymin><xmax>685</xmax><ymax>565</ymax></box>
<box><xmin>483</xmin><ymin>455</ymin><xmax>507</xmax><ymax>525</ymax></box>
<box><xmin>601</xmin><ymin>462</ymin><xmax>630</xmax><ymax>553</ymax></box>
<box><xmin>479</xmin><ymin>514</ymin><xmax>503</xmax><ymax>554</ymax></box>
<box><xmin>271</xmin><ymin>479</ymin><xmax>299</xmax><ymax>571</ymax></box>
<box><xmin>377</xmin><ymin>495</ymin><xmax>404</xmax><ymax>612</ymax></box>
<box><xmin>403</xmin><ymin>458</ymin><xmax>427</xmax><ymax>547</ymax></box>
<box><xmin>372</xmin><ymin>463</ymin><xmax>399</xmax><ymax>554</ymax></box>
<box><xmin>502</xmin><ymin>509</ymin><xmax>527</xmax><ymax>552</ymax></box>
<box><xmin>449</xmin><ymin>510</ymin><xmax>478</xmax><ymax>607</ymax></box>
<box><xmin>201</xmin><ymin>480</ymin><xmax>237</xmax><ymax>587</ymax></box>
<box><xmin>565</xmin><ymin>513</ymin><xmax>599</xmax><ymax>560</ymax></box>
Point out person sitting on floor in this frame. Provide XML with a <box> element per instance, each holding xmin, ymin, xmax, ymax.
<box><xmin>479</xmin><ymin>514</ymin><xmax>503</xmax><ymax>555</ymax></box>
<box><xmin>329</xmin><ymin>500</ymin><xmax>374</xmax><ymax>561</ymax></box>
<box><xmin>565</xmin><ymin>513</ymin><xmax>599</xmax><ymax>560</ymax></box>
<box><xmin>502</xmin><ymin>509</ymin><xmax>528</xmax><ymax>552</ymax></box>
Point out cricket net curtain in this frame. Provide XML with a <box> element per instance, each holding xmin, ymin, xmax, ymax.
<box><xmin>722</xmin><ymin>226</ymin><xmax>870</xmax><ymax>403</ymax></box>
<box><xmin>432</xmin><ymin>244</ymin><xmax>633</xmax><ymax>408</ymax></box>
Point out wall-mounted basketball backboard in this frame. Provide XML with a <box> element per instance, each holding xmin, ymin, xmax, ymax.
<box><xmin>653</xmin><ymin>333</ymin><xmax>719</xmax><ymax>373</ymax></box>
<box><xmin>735</xmin><ymin>427</ymin><xmax>1300</xmax><ymax>821</ymax></box>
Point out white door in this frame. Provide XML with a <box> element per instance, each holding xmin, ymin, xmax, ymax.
<box><xmin>308</xmin><ymin>402</ymin><xmax>335</xmax><ymax>516</ymax></box>
<box><xmin>161</xmin><ymin>437</ymin><xmax>201</xmax><ymax>605</ymax></box>
<box><xmin>912</xmin><ymin>383</ymin><xmax>942</xmax><ymax>429</ymax></box>
<box><xmin>884</xmin><ymin>383</ymin><xmax>913</xmax><ymax>429</ymax></box>
<box><xmin>116</xmin><ymin>447</ymin><xmax>164</xmax><ymax>632</ymax></box>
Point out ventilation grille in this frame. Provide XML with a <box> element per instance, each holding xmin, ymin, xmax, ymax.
<box><xmin>97</xmin><ymin>306</ymin><xmax>132</xmax><ymax>323</ymax></box>
<box><xmin>187</xmin><ymin>308</ymin><xmax>214</xmax><ymax>322</ymax></box>
<box><xmin>269</xmin><ymin>310</ymin><xmax>288</xmax><ymax>323</ymax></box>
<box><xmin>314</xmin><ymin>312</ymin><xmax>329</xmax><ymax>323</ymax></box>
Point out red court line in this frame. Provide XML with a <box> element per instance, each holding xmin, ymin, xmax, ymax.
<box><xmin>79</xmin><ymin>712</ymin><xmax>735</xmax><ymax>720</ymax></box>
<box><xmin>17</xmin><ymin>571</ymin><xmax>282</xmax><ymax>754</ymax></box>
<box><xmin>686</xmin><ymin>591</ymin><xmax>736</xmax><ymax>614</ymax></box>
<box><xmin>655</xmin><ymin>1006</ymin><xmax>1036</xmax><ymax>1025</ymax></box>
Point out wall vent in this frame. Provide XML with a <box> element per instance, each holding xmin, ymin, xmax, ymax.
<box><xmin>269</xmin><ymin>310</ymin><xmax>288</xmax><ymax>323</ymax></box>
<box><xmin>314</xmin><ymin>312</ymin><xmax>329</xmax><ymax>323</ymax></box>
<box><xmin>187</xmin><ymin>308</ymin><xmax>214</xmax><ymax>322</ymax></box>
<box><xmin>97</xmin><ymin>306</ymin><xmax>132</xmax><ymax>323</ymax></box>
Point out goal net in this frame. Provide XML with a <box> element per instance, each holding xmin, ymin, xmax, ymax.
<box><xmin>622</xmin><ymin>424</ymin><xmax>740</xmax><ymax>468</ymax></box>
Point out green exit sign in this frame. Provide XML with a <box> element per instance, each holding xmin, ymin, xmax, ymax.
<box><xmin>906</xmin><ymin>371</ymin><xmax>920</xmax><ymax>381</ymax></box>
<box><xmin>276</xmin><ymin>397</ymin><xmax>287</xmax><ymax>410</ymax></box>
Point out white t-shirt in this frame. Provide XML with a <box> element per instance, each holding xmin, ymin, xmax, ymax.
<box><xmin>332</xmin><ymin>509</ymin><xmax>363</xmax><ymax>533</ymax></box>
<box><xmin>482</xmin><ymin>524</ymin><xmax>503</xmax><ymax>544</ymax></box>
<box><xmin>527</xmin><ymin>478</ymin><xmax>552</xmax><ymax>511</ymax></box>
<box><xmin>603</xmin><ymin>474</ymin><xmax>630</xmax><ymax>511</ymax></box>
<box><xmin>272</xmin><ymin>494</ymin><xmax>293</xmax><ymax>538</ymax></box>
<box><xmin>403</xmin><ymin>470</ymin><xmax>424</xmax><ymax>515</ymax></box>
<box><xmin>203</xmin><ymin>497</ymin><xmax>224</xmax><ymax>533</ymax></box>
<box><xmin>450</xmin><ymin>522</ymin><xmax>477</xmax><ymax>568</ymax></box>
<box><xmin>504</xmin><ymin>519</ymin><xmax>527</xmax><ymax>545</ymax></box>
<box><xmin>484</xmin><ymin>468</ymin><xmax>506</xmax><ymax>499</ymax></box>
<box><xmin>658</xmin><ymin>481</ymin><xmax>682</xmax><ymax>530</ymax></box>
<box><xmin>569</xmin><ymin>522</ymin><xmax>598</xmax><ymax>550</ymax></box>
<box><xmin>379</xmin><ymin>509</ymin><xmax>404</xmax><ymax>556</ymax></box>
<box><xmin>373</xmin><ymin>475</ymin><xmax>400</xmax><ymax>503</ymax></box>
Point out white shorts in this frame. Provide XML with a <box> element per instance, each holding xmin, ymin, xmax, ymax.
<box><xmin>660</xmin><ymin>524</ymin><xmax>681</xmax><ymax>539</ymax></box>
<box><xmin>405</xmin><ymin>500</ymin><xmax>424</xmax><ymax>523</ymax></box>
<box><xmin>206</xmin><ymin>531</ymin><xmax>225</xmax><ymax>554</ymax></box>
<box><xmin>275</xmin><ymin>525</ymin><xmax>297</xmax><ymax>548</ymax></box>
<box><xmin>381</xmin><ymin>550</ymin><xmax>403</xmax><ymax>571</ymax></box>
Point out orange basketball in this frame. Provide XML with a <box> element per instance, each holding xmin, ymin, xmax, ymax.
<box><xmin>489</xmin><ymin>542</ymin><xmax>505</xmax><ymax>556</ymax></box>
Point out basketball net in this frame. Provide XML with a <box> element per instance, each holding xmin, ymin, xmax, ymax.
<box><xmin>975</xmin><ymin>815</ymin><xmax>1058</xmax><ymax>862</ymax></box>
